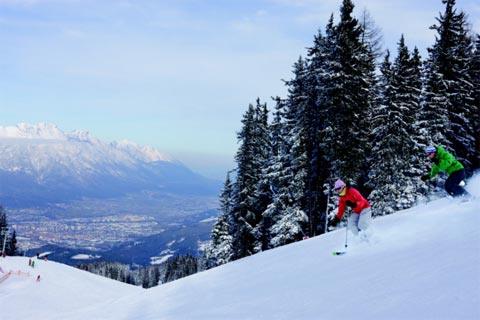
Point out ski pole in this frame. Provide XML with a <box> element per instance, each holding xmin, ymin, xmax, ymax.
<box><xmin>325</xmin><ymin>188</ymin><xmax>330</xmax><ymax>233</ymax></box>
<box><xmin>344</xmin><ymin>213</ymin><xmax>349</xmax><ymax>250</ymax></box>
<box><xmin>333</xmin><ymin>216</ymin><xmax>349</xmax><ymax>256</ymax></box>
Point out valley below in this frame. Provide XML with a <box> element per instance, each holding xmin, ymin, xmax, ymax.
<box><xmin>7</xmin><ymin>191</ymin><xmax>219</xmax><ymax>266</ymax></box>
<box><xmin>0</xmin><ymin>123</ymin><xmax>222</xmax><ymax>266</ymax></box>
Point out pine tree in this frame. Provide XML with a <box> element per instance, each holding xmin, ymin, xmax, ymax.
<box><xmin>369</xmin><ymin>50</ymin><xmax>396</xmax><ymax>214</ymax></box>
<box><xmin>264</xmin><ymin>93</ymin><xmax>308</xmax><ymax>248</ymax></box>
<box><xmin>286</xmin><ymin>53</ymin><xmax>321</xmax><ymax>237</ymax></box>
<box><xmin>230</xmin><ymin>100</ymin><xmax>271</xmax><ymax>259</ymax></box>
<box><xmin>320</xmin><ymin>0</ymin><xmax>374</xmax><ymax>183</ymax></box>
<box><xmin>251</xmin><ymin>100</ymin><xmax>274</xmax><ymax>251</ymax></box>
<box><xmin>204</xmin><ymin>173</ymin><xmax>234</xmax><ymax>268</ymax></box>
<box><xmin>254</xmin><ymin>98</ymin><xmax>286</xmax><ymax>251</ymax></box>
<box><xmin>369</xmin><ymin>37</ymin><xmax>424</xmax><ymax>215</ymax></box>
<box><xmin>419</xmin><ymin>56</ymin><xmax>450</xmax><ymax>147</ymax></box>
<box><xmin>230</xmin><ymin>104</ymin><xmax>256</xmax><ymax>259</ymax></box>
<box><xmin>409</xmin><ymin>46</ymin><xmax>431</xmax><ymax>198</ymax></box>
<box><xmin>305</xmin><ymin>29</ymin><xmax>331</xmax><ymax>236</ymax></box>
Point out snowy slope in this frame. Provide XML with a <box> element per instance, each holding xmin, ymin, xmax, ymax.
<box><xmin>1</xmin><ymin>176</ymin><xmax>479</xmax><ymax>320</ymax></box>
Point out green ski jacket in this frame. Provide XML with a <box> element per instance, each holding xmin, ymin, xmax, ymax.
<box><xmin>429</xmin><ymin>146</ymin><xmax>464</xmax><ymax>178</ymax></box>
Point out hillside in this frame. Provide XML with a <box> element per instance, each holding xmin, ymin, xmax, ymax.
<box><xmin>0</xmin><ymin>175</ymin><xmax>479</xmax><ymax>320</ymax></box>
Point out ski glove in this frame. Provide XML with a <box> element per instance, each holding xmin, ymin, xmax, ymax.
<box><xmin>345</xmin><ymin>200</ymin><xmax>357</xmax><ymax>208</ymax></box>
<box><xmin>329</xmin><ymin>216</ymin><xmax>340</xmax><ymax>227</ymax></box>
<box><xmin>421</xmin><ymin>174</ymin><xmax>430</xmax><ymax>181</ymax></box>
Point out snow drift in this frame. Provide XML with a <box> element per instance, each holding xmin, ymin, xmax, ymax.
<box><xmin>0</xmin><ymin>175</ymin><xmax>479</xmax><ymax>320</ymax></box>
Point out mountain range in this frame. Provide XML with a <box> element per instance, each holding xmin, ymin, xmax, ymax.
<box><xmin>0</xmin><ymin>123</ymin><xmax>220</xmax><ymax>207</ymax></box>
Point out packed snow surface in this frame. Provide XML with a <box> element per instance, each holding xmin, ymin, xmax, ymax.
<box><xmin>1</xmin><ymin>175</ymin><xmax>479</xmax><ymax>320</ymax></box>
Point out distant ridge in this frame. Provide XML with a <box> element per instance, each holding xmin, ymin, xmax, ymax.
<box><xmin>0</xmin><ymin>123</ymin><xmax>173</xmax><ymax>162</ymax></box>
<box><xmin>0</xmin><ymin>123</ymin><xmax>220</xmax><ymax>207</ymax></box>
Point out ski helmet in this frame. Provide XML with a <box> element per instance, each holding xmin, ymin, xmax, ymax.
<box><xmin>334</xmin><ymin>179</ymin><xmax>345</xmax><ymax>191</ymax></box>
<box><xmin>425</xmin><ymin>146</ymin><xmax>437</xmax><ymax>155</ymax></box>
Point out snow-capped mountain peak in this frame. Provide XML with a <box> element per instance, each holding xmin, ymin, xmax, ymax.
<box><xmin>0</xmin><ymin>123</ymin><xmax>67</xmax><ymax>140</ymax></box>
<box><xmin>0</xmin><ymin>123</ymin><xmax>172</xmax><ymax>163</ymax></box>
<box><xmin>69</xmin><ymin>129</ymin><xmax>101</xmax><ymax>144</ymax></box>
<box><xmin>112</xmin><ymin>140</ymin><xmax>173</xmax><ymax>162</ymax></box>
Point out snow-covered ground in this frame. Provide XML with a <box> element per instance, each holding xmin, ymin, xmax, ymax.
<box><xmin>1</xmin><ymin>176</ymin><xmax>479</xmax><ymax>320</ymax></box>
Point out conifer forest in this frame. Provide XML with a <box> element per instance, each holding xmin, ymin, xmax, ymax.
<box><xmin>203</xmin><ymin>0</ymin><xmax>479</xmax><ymax>269</ymax></box>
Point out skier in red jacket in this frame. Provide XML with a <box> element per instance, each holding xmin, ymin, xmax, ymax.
<box><xmin>328</xmin><ymin>179</ymin><xmax>372</xmax><ymax>238</ymax></box>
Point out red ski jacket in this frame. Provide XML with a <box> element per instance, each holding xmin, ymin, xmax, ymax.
<box><xmin>336</xmin><ymin>187</ymin><xmax>371</xmax><ymax>219</ymax></box>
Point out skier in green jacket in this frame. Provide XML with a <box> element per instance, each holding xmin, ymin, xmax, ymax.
<box><xmin>421</xmin><ymin>145</ymin><xmax>468</xmax><ymax>197</ymax></box>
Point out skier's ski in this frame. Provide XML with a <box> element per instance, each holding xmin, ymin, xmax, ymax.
<box><xmin>332</xmin><ymin>251</ymin><xmax>346</xmax><ymax>256</ymax></box>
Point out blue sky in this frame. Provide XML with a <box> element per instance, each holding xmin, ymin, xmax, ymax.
<box><xmin>1</xmin><ymin>0</ymin><xmax>479</xmax><ymax>179</ymax></box>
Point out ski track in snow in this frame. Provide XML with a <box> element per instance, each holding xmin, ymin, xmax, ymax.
<box><xmin>0</xmin><ymin>175</ymin><xmax>479</xmax><ymax>320</ymax></box>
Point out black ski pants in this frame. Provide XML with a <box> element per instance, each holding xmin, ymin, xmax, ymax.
<box><xmin>445</xmin><ymin>169</ymin><xmax>467</xmax><ymax>197</ymax></box>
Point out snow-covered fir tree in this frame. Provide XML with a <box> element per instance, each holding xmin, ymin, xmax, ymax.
<box><xmin>230</xmin><ymin>104</ymin><xmax>257</xmax><ymax>259</ymax></box>
<box><xmin>230</xmin><ymin>100</ymin><xmax>271</xmax><ymax>259</ymax></box>
<box><xmin>419</xmin><ymin>55</ymin><xmax>450</xmax><ymax>147</ymax></box>
<box><xmin>304</xmin><ymin>26</ymin><xmax>332</xmax><ymax>236</ymax></box>
<box><xmin>253</xmin><ymin>98</ymin><xmax>288</xmax><ymax>251</ymax></box>
<box><xmin>251</xmin><ymin>100</ymin><xmax>275</xmax><ymax>252</ymax></box>
<box><xmin>319</xmin><ymin>0</ymin><xmax>374</xmax><ymax>183</ymax></box>
<box><xmin>263</xmin><ymin>67</ymin><xmax>310</xmax><ymax>247</ymax></box>
<box><xmin>203</xmin><ymin>173</ymin><xmax>234</xmax><ymax>268</ymax></box>
<box><xmin>286</xmin><ymin>53</ymin><xmax>322</xmax><ymax>237</ymax></box>
<box><xmin>369</xmin><ymin>36</ymin><xmax>425</xmax><ymax>215</ymax></box>
<box><xmin>409</xmin><ymin>46</ymin><xmax>432</xmax><ymax>198</ymax></box>
<box><xmin>368</xmin><ymin>50</ymin><xmax>396</xmax><ymax>214</ymax></box>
